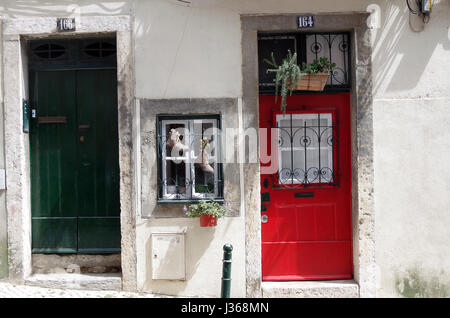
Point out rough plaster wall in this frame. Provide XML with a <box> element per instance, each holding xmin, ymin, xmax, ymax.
<box><xmin>2</xmin><ymin>35</ymin><xmax>33</xmax><ymax>282</ymax></box>
<box><xmin>116</xmin><ymin>28</ymin><xmax>137</xmax><ymax>292</ymax></box>
<box><xmin>371</xmin><ymin>0</ymin><xmax>450</xmax><ymax>297</ymax></box>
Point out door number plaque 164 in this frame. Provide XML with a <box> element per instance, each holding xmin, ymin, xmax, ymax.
<box><xmin>297</xmin><ymin>15</ymin><xmax>314</xmax><ymax>29</ymax></box>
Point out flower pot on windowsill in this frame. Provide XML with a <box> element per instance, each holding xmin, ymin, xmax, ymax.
<box><xmin>291</xmin><ymin>73</ymin><xmax>329</xmax><ymax>91</ymax></box>
<box><xmin>186</xmin><ymin>199</ymin><xmax>225</xmax><ymax>227</ymax></box>
<box><xmin>200</xmin><ymin>214</ymin><xmax>217</xmax><ymax>227</ymax></box>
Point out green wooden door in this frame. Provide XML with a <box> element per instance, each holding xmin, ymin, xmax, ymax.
<box><xmin>30</xmin><ymin>69</ymin><xmax>120</xmax><ymax>254</ymax></box>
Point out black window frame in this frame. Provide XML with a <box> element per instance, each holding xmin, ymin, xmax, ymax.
<box><xmin>156</xmin><ymin>114</ymin><xmax>224</xmax><ymax>204</ymax></box>
<box><xmin>258</xmin><ymin>31</ymin><xmax>351</xmax><ymax>94</ymax></box>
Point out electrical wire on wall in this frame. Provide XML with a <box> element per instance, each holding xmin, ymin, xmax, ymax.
<box><xmin>162</xmin><ymin>0</ymin><xmax>193</xmax><ymax>98</ymax></box>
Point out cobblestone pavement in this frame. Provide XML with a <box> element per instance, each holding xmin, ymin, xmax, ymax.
<box><xmin>0</xmin><ymin>282</ymin><xmax>171</xmax><ymax>298</ymax></box>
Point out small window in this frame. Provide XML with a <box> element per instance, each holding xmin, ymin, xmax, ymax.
<box><xmin>258</xmin><ymin>32</ymin><xmax>350</xmax><ymax>92</ymax></box>
<box><xmin>33</xmin><ymin>43</ymin><xmax>66</xmax><ymax>59</ymax></box>
<box><xmin>83</xmin><ymin>40</ymin><xmax>116</xmax><ymax>58</ymax></box>
<box><xmin>276</xmin><ymin>112</ymin><xmax>336</xmax><ymax>186</ymax></box>
<box><xmin>157</xmin><ymin>115</ymin><xmax>223</xmax><ymax>202</ymax></box>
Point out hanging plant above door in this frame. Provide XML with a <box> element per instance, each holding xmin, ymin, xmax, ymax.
<box><xmin>264</xmin><ymin>50</ymin><xmax>336</xmax><ymax>113</ymax></box>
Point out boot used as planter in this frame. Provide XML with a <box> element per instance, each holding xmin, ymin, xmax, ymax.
<box><xmin>166</xmin><ymin>128</ymin><xmax>189</xmax><ymax>157</ymax></box>
<box><xmin>195</xmin><ymin>137</ymin><xmax>214</xmax><ymax>173</ymax></box>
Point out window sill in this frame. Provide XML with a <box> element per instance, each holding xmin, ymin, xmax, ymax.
<box><xmin>157</xmin><ymin>198</ymin><xmax>224</xmax><ymax>205</ymax></box>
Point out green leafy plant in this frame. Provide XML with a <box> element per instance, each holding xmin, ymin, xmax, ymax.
<box><xmin>264</xmin><ymin>52</ymin><xmax>336</xmax><ymax>112</ymax></box>
<box><xmin>185</xmin><ymin>199</ymin><xmax>227</xmax><ymax>218</ymax></box>
<box><xmin>264</xmin><ymin>50</ymin><xmax>303</xmax><ymax>113</ymax></box>
<box><xmin>302</xmin><ymin>57</ymin><xmax>336</xmax><ymax>75</ymax></box>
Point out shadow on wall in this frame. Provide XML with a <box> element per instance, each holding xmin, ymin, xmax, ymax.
<box><xmin>371</xmin><ymin>0</ymin><xmax>450</xmax><ymax>97</ymax></box>
<box><xmin>0</xmin><ymin>0</ymin><xmax>131</xmax><ymax>18</ymax></box>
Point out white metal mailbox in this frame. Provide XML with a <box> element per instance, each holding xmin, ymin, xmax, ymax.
<box><xmin>151</xmin><ymin>233</ymin><xmax>186</xmax><ymax>280</ymax></box>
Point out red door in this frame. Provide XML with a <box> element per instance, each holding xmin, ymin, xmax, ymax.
<box><xmin>260</xmin><ymin>93</ymin><xmax>352</xmax><ymax>281</ymax></box>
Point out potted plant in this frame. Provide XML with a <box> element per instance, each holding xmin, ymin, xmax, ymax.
<box><xmin>298</xmin><ymin>57</ymin><xmax>336</xmax><ymax>91</ymax></box>
<box><xmin>264</xmin><ymin>50</ymin><xmax>302</xmax><ymax>114</ymax></box>
<box><xmin>264</xmin><ymin>51</ymin><xmax>336</xmax><ymax>112</ymax></box>
<box><xmin>185</xmin><ymin>199</ymin><xmax>226</xmax><ymax>227</ymax></box>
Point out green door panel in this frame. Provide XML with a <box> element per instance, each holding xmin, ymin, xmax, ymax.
<box><xmin>76</xmin><ymin>69</ymin><xmax>120</xmax><ymax>218</ymax></box>
<box><xmin>32</xmin><ymin>218</ymin><xmax>77</xmax><ymax>253</ymax></box>
<box><xmin>77</xmin><ymin>217</ymin><xmax>121</xmax><ymax>253</ymax></box>
<box><xmin>30</xmin><ymin>71</ymin><xmax>78</xmax><ymax>218</ymax></box>
<box><xmin>30</xmin><ymin>68</ymin><xmax>120</xmax><ymax>254</ymax></box>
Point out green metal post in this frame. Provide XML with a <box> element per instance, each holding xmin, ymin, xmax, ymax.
<box><xmin>221</xmin><ymin>244</ymin><xmax>233</xmax><ymax>298</ymax></box>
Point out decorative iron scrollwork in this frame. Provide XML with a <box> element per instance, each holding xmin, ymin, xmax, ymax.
<box><xmin>306</xmin><ymin>33</ymin><xmax>350</xmax><ymax>86</ymax></box>
<box><xmin>274</xmin><ymin>113</ymin><xmax>338</xmax><ymax>188</ymax></box>
<box><xmin>258</xmin><ymin>32</ymin><xmax>350</xmax><ymax>91</ymax></box>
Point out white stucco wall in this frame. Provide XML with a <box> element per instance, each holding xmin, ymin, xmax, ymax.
<box><xmin>135</xmin><ymin>216</ymin><xmax>246</xmax><ymax>297</ymax></box>
<box><xmin>371</xmin><ymin>0</ymin><xmax>450</xmax><ymax>297</ymax></box>
<box><xmin>1</xmin><ymin>0</ymin><xmax>449</xmax><ymax>297</ymax></box>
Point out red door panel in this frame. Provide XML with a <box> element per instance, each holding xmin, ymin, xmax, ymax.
<box><xmin>262</xmin><ymin>242</ymin><xmax>352</xmax><ymax>280</ymax></box>
<box><xmin>260</xmin><ymin>93</ymin><xmax>352</xmax><ymax>281</ymax></box>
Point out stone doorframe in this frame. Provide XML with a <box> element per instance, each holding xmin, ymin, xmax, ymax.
<box><xmin>2</xmin><ymin>16</ymin><xmax>137</xmax><ymax>291</ymax></box>
<box><xmin>241</xmin><ymin>13</ymin><xmax>376</xmax><ymax>297</ymax></box>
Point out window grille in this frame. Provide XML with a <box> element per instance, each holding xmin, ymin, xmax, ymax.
<box><xmin>157</xmin><ymin>115</ymin><xmax>223</xmax><ymax>202</ymax></box>
<box><xmin>275</xmin><ymin>112</ymin><xmax>338</xmax><ymax>188</ymax></box>
<box><xmin>33</xmin><ymin>43</ymin><xmax>66</xmax><ymax>59</ymax></box>
<box><xmin>258</xmin><ymin>32</ymin><xmax>351</xmax><ymax>92</ymax></box>
<box><xmin>84</xmin><ymin>40</ymin><xmax>116</xmax><ymax>58</ymax></box>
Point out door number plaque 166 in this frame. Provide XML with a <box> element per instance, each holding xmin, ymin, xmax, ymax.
<box><xmin>57</xmin><ymin>18</ymin><xmax>76</xmax><ymax>32</ymax></box>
